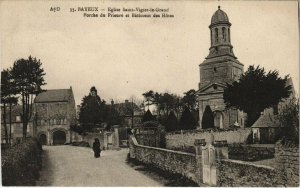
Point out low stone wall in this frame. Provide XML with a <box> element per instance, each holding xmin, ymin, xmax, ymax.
<box><xmin>166</xmin><ymin>128</ymin><xmax>252</xmax><ymax>151</ymax></box>
<box><xmin>82</xmin><ymin>133</ymin><xmax>105</xmax><ymax>149</ymax></box>
<box><xmin>229</xmin><ymin>144</ymin><xmax>275</xmax><ymax>161</ymax></box>
<box><xmin>131</xmin><ymin>137</ymin><xmax>197</xmax><ymax>183</ymax></box>
<box><xmin>217</xmin><ymin>159</ymin><xmax>276</xmax><ymax>187</ymax></box>
<box><xmin>275</xmin><ymin>139</ymin><xmax>299</xmax><ymax>187</ymax></box>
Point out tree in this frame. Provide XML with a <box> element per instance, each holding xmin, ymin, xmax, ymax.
<box><xmin>105</xmin><ymin>103</ymin><xmax>123</xmax><ymax>129</ymax></box>
<box><xmin>165</xmin><ymin>111</ymin><xmax>179</xmax><ymax>132</ymax></box>
<box><xmin>142</xmin><ymin>109</ymin><xmax>155</xmax><ymax>122</ymax></box>
<box><xmin>224</xmin><ymin>65</ymin><xmax>291</xmax><ymax>127</ymax></box>
<box><xmin>179</xmin><ymin>107</ymin><xmax>197</xmax><ymax>130</ymax></box>
<box><xmin>277</xmin><ymin>97</ymin><xmax>299</xmax><ymax>142</ymax></box>
<box><xmin>182</xmin><ymin>89</ymin><xmax>197</xmax><ymax>110</ymax></box>
<box><xmin>79</xmin><ymin>87</ymin><xmax>104</xmax><ymax>132</ymax></box>
<box><xmin>10</xmin><ymin>56</ymin><xmax>46</xmax><ymax>138</ymax></box>
<box><xmin>1</xmin><ymin>69</ymin><xmax>10</xmax><ymax>143</ymax></box>
<box><xmin>142</xmin><ymin>90</ymin><xmax>155</xmax><ymax>110</ymax></box>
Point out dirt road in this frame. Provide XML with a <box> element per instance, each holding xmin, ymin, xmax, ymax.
<box><xmin>37</xmin><ymin>145</ymin><xmax>162</xmax><ymax>186</ymax></box>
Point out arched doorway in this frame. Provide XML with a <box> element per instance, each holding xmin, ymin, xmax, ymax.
<box><xmin>39</xmin><ymin>134</ymin><xmax>47</xmax><ymax>145</ymax></box>
<box><xmin>52</xmin><ymin>130</ymin><xmax>66</xmax><ymax>145</ymax></box>
<box><xmin>202</xmin><ymin>106</ymin><xmax>214</xmax><ymax>129</ymax></box>
<box><xmin>214</xmin><ymin>111</ymin><xmax>224</xmax><ymax>129</ymax></box>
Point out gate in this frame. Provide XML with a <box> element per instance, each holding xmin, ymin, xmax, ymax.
<box><xmin>202</xmin><ymin>144</ymin><xmax>216</xmax><ymax>186</ymax></box>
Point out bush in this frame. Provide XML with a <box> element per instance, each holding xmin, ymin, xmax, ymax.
<box><xmin>1</xmin><ymin>138</ymin><xmax>43</xmax><ymax>186</ymax></box>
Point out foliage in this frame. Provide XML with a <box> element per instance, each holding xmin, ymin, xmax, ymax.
<box><xmin>79</xmin><ymin>87</ymin><xmax>105</xmax><ymax>132</ymax></box>
<box><xmin>224</xmin><ymin>65</ymin><xmax>291</xmax><ymax>127</ymax></box>
<box><xmin>182</xmin><ymin>89</ymin><xmax>197</xmax><ymax>110</ymax></box>
<box><xmin>104</xmin><ymin>104</ymin><xmax>123</xmax><ymax>128</ymax></box>
<box><xmin>165</xmin><ymin>111</ymin><xmax>179</xmax><ymax>132</ymax></box>
<box><xmin>10</xmin><ymin>56</ymin><xmax>46</xmax><ymax>138</ymax></box>
<box><xmin>142</xmin><ymin>90</ymin><xmax>155</xmax><ymax>110</ymax></box>
<box><xmin>1</xmin><ymin>138</ymin><xmax>42</xmax><ymax>186</ymax></box>
<box><xmin>1</xmin><ymin>69</ymin><xmax>19</xmax><ymax>143</ymax></box>
<box><xmin>276</xmin><ymin>97</ymin><xmax>299</xmax><ymax>142</ymax></box>
<box><xmin>142</xmin><ymin>90</ymin><xmax>182</xmax><ymax>117</ymax></box>
<box><xmin>179</xmin><ymin>107</ymin><xmax>197</xmax><ymax>130</ymax></box>
<box><xmin>142</xmin><ymin>109</ymin><xmax>155</xmax><ymax>122</ymax></box>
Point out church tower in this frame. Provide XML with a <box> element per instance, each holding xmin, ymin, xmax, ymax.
<box><xmin>198</xmin><ymin>6</ymin><xmax>245</xmax><ymax>129</ymax></box>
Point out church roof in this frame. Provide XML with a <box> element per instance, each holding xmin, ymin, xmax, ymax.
<box><xmin>252</xmin><ymin>114</ymin><xmax>280</xmax><ymax>128</ymax></box>
<box><xmin>34</xmin><ymin>88</ymin><xmax>73</xmax><ymax>103</ymax></box>
<box><xmin>211</xmin><ymin>6</ymin><xmax>230</xmax><ymax>26</ymax></box>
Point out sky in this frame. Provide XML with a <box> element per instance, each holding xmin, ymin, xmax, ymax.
<box><xmin>0</xmin><ymin>1</ymin><xmax>299</xmax><ymax>106</ymax></box>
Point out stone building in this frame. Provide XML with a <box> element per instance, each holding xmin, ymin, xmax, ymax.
<box><xmin>34</xmin><ymin>87</ymin><xmax>76</xmax><ymax>145</ymax></box>
<box><xmin>1</xmin><ymin>105</ymin><xmax>34</xmax><ymax>144</ymax></box>
<box><xmin>252</xmin><ymin>78</ymin><xmax>295</xmax><ymax>144</ymax></box>
<box><xmin>197</xmin><ymin>6</ymin><xmax>246</xmax><ymax>129</ymax></box>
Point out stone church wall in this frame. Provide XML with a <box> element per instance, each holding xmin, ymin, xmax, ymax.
<box><xmin>274</xmin><ymin>139</ymin><xmax>299</xmax><ymax>187</ymax></box>
<box><xmin>129</xmin><ymin>136</ymin><xmax>197</xmax><ymax>183</ymax></box>
<box><xmin>165</xmin><ymin>128</ymin><xmax>252</xmax><ymax>151</ymax></box>
<box><xmin>216</xmin><ymin>139</ymin><xmax>299</xmax><ymax>187</ymax></box>
<box><xmin>216</xmin><ymin>159</ymin><xmax>276</xmax><ymax>186</ymax></box>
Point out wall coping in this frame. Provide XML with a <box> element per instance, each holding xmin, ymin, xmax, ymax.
<box><xmin>133</xmin><ymin>140</ymin><xmax>195</xmax><ymax>157</ymax></box>
<box><xmin>166</xmin><ymin>128</ymin><xmax>251</xmax><ymax>135</ymax></box>
<box><xmin>221</xmin><ymin>159</ymin><xmax>275</xmax><ymax>171</ymax></box>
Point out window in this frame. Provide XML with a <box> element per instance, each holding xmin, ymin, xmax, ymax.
<box><xmin>16</xmin><ymin>116</ymin><xmax>21</xmax><ymax>122</ymax></box>
<box><xmin>222</xmin><ymin>27</ymin><xmax>226</xmax><ymax>41</ymax></box>
<box><xmin>213</xmin><ymin>85</ymin><xmax>218</xmax><ymax>90</ymax></box>
<box><xmin>273</xmin><ymin>105</ymin><xmax>278</xmax><ymax>115</ymax></box>
<box><xmin>228</xmin><ymin>28</ymin><xmax>230</xmax><ymax>42</ymax></box>
<box><xmin>210</xmin><ymin>30</ymin><xmax>213</xmax><ymax>45</ymax></box>
<box><xmin>214</xmin><ymin>67</ymin><xmax>217</xmax><ymax>72</ymax></box>
<box><xmin>215</xmin><ymin>28</ymin><xmax>218</xmax><ymax>43</ymax></box>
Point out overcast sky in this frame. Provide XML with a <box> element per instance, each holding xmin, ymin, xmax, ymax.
<box><xmin>1</xmin><ymin>1</ymin><xmax>299</xmax><ymax>105</ymax></box>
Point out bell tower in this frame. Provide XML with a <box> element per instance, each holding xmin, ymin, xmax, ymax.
<box><xmin>199</xmin><ymin>6</ymin><xmax>243</xmax><ymax>89</ymax></box>
<box><xmin>197</xmin><ymin>6</ymin><xmax>245</xmax><ymax>129</ymax></box>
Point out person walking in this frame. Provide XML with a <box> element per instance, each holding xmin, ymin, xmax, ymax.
<box><xmin>93</xmin><ymin>138</ymin><xmax>101</xmax><ymax>158</ymax></box>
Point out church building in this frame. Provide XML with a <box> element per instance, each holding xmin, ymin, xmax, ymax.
<box><xmin>34</xmin><ymin>87</ymin><xmax>76</xmax><ymax>145</ymax></box>
<box><xmin>197</xmin><ymin>6</ymin><xmax>246</xmax><ymax>129</ymax></box>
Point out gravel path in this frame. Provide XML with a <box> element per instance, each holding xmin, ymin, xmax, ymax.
<box><xmin>36</xmin><ymin>145</ymin><xmax>163</xmax><ymax>186</ymax></box>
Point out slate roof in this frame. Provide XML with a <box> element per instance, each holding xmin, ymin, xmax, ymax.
<box><xmin>252</xmin><ymin>77</ymin><xmax>295</xmax><ymax>129</ymax></box>
<box><xmin>252</xmin><ymin>114</ymin><xmax>280</xmax><ymax>128</ymax></box>
<box><xmin>34</xmin><ymin>89</ymin><xmax>72</xmax><ymax>103</ymax></box>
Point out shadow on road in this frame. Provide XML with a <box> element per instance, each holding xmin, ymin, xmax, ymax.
<box><xmin>36</xmin><ymin>148</ymin><xmax>55</xmax><ymax>186</ymax></box>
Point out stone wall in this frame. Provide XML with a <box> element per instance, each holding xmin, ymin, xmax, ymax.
<box><xmin>229</xmin><ymin>144</ymin><xmax>274</xmax><ymax>161</ymax></box>
<box><xmin>130</xmin><ymin>136</ymin><xmax>197</xmax><ymax>183</ymax></box>
<box><xmin>166</xmin><ymin>128</ymin><xmax>251</xmax><ymax>152</ymax></box>
<box><xmin>275</xmin><ymin>139</ymin><xmax>299</xmax><ymax>187</ymax></box>
<box><xmin>217</xmin><ymin>159</ymin><xmax>276</xmax><ymax>187</ymax></box>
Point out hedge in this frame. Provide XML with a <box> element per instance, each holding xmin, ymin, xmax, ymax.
<box><xmin>1</xmin><ymin>138</ymin><xmax>43</xmax><ymax>186</ymax></box>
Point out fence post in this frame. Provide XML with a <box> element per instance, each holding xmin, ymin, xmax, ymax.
<box><xmin>194</xmin><ymin>139</ymin><xmax>206</xmax><ymax>186</ymax></box>
<box><xmin>214</xmin><ymin>140</ymin><xmax>229</xmax><ymax>160</ymax></box>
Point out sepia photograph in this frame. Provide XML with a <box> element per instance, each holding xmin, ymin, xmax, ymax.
<box><xmin>0</xmin><ymin>0</ymin><xmax>299</xmax><ymax>187</ymax></box>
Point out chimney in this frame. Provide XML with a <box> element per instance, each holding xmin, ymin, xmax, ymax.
<box><xmin>111</xmin><ymin>99</ymin><xmax>114</xmax><ymax>105</ymax></box>
<box><xmin>125</xmin><ymin>99</ymin><xmax>129</xmax><ymax>104</ymax></box>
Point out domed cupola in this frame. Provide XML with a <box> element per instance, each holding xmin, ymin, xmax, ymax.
<box><xmin>210</xmin><ymin>6</ymin><xmax>230</xmax><ymax>27</ymax></box>
<box><xmin>207</xmin><ymin>6</ymin><xmax>235</xmax><ymax>59</ymax></box>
